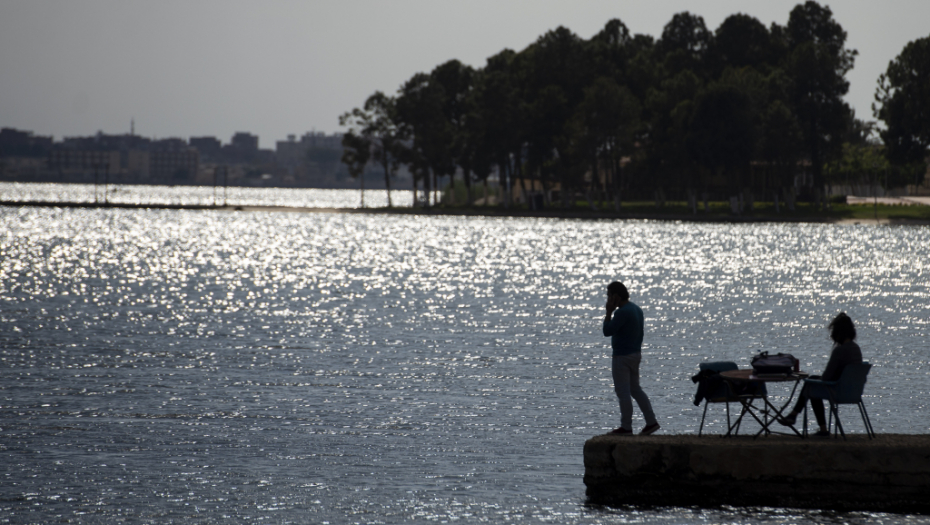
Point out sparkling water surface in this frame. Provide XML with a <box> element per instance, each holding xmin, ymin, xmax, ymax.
<box><xmin>1</xmin><ymin>189</ymin><xmax>929</xmax><ymax>524</ymax></box>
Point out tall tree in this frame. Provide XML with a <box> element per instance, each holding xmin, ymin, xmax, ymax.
<box><xmin>471</xmin><ymin>49</ymin><xmax>525</xmax><ymax>208</ymax></box>
<box><xmin>360</xmin><ymin>92</ymin><xmax>402</xmax><ymax>207</ymax></box>
<box><xmin>711</xmin><ymin>13</ymin><xmax>776</xmax><ymax>74</ymax></box>
<box><xmin>338</xmin><ymin>127</ymin><xmax>371</xmax><ymax>208</ymax></box>
<box><xmin>643</xmin><ymin>69</ymin><xmax>702</xmax><ymax>196</ymax></box>
<box><xmin>520</xmin><ymin>26</ymin><xmax>591</xmax><ymax>206</ymax></box>
<box><xmin>430</xmin><ymin>60</ymin><xmax>475</xmax><ymax>204</ymax></box>
<box><xmin>646</xmin><ymin>12</ymin><xmax>712</xmax><ymax>199</ymax></box>
<box><xmin>688</xmin><ymin>82</ymin><xmax>757</xmax><ymax>194</ymax></box>
<box><xmin>459</xmin><ymin>82</ymin><xmax>496</xmax><ymax>206</ymax></box>
<box><xmin>394</xmin><ymin>72</ymin><xmax>451</xmax><ymax>207</ymax></box>
<box><xmin>340</xmin><ymin>2</ymin><xmax>874</xmax><ymax>208</ymax></box>
<box><xmin>659</xmin><ymin>12</ymin><xmax>713</xmax><ymax>79</ymax></box>
<box><xmin>759</xmin><ymin>99</ymin><xmax>803</xmax><ymax>203</ymax></box>
<box><xmin>625</xmin><ymin>34</ymin><xmax>660</xmax><ymax>104</ymax></box>
<box><xmin>589</xmin><ymin>19</ymin><xmax>633</xmax><ymax>83</ymax></box>
<box><xmin>874</xmin><ymin>34</ymin><xmax>930</xmax><ymax>188</ymax></box>
<box><xmin>570</xmin><ymin>77</ymin><xmax>641</xmax><ymax>210</ymax></box>
<box><xmin>784</xmin><ymin>1</ymin><xmax>857</xmax><ymax>200</ymax></box>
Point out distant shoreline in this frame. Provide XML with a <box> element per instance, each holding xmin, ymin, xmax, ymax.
<box><xmin>3</xmin><ymin>199</ymin><xmax>930</xmax><ymax>226</ymax></box>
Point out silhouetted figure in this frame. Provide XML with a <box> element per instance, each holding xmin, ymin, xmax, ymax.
<box><xmin>603</xmin><ymin>281</ymin><xmax>659</xmax><ymax>435</ymax></box>
<box><xmin>778</xmin><ymin>312</ymin><xmax>863</xmax><ymax>436</ymax></box>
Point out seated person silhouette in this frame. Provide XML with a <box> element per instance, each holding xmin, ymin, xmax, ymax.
<box><xmin>778</xmin><ymin>312</ymin><xmax>862</xmax><ymax>437</ymax></box>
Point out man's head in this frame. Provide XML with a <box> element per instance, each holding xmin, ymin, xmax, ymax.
<box><xmin>607</xmin><ymin>281</ymin><xmax>630</xmax><ymax>303</ymax></box>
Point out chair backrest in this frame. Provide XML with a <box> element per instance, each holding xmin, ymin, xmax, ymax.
<box><xmin>833</xmin><ymin>362</ymin><xmax>871</xmax><ymax>403</ymax></box>
<box><xmin>697</xmin><ymin>360</ymin><xmax>766</xmax><ymax>399</ymax></box>
<box><xmin>699</xmin><ymin>361</ymin><xmax>738</xmax><ymax>373</ymax></box>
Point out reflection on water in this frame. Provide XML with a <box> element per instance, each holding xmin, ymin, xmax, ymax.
<box><xmin>1</xmin><ymin>204</ymin><xmax>928</xmax><ymax>524</ymax></box>
<box><xmin>0</xmin><ymin>181</ymin><xmax>413</xmax><ymax>208</ymax></box>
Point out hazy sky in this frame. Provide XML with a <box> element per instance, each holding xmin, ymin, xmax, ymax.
<box><xmin>1</xmin><ymin>1</ymin><xmax>927</xmax><ymax>147</ymax></box>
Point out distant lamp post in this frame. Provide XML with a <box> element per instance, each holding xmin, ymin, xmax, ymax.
<box><xmin>93</xmin><ymin>163</ymin><xmax>99</xmax><ymax>204</ymax></box>
<box><xmin>103</xmin><ymin>162</ymin><xmax>109</xmax><ymax>205</ymax></box>
<box><xmin>213</xmin><ymin>166</ymin><xmax>218</xmax><ymax>207</ymax></box>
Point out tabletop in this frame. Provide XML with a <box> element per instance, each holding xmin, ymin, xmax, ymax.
<box><xmin>719</xmin><ymin>369</ymin><xmax>810</xmax><ymax>382</ymax></box>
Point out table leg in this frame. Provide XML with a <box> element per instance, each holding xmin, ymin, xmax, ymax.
<box><xmin>752</xmin><ymin>380</ymin><xmax>804</xmax><ymax>438</ymax></box>
<box><xmin>739</xmin><ymin>397</ymin><xmax>772</xmax><ymax>435</ymax></box>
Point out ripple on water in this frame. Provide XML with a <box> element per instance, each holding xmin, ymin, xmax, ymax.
<box><xmin>1</xmin><ymin>206</ymin><xmax>929</xmax><ymax>523</ymax></box>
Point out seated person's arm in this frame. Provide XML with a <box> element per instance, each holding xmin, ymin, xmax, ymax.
<box><xmin>821</xmin><ymin>349</ymin><xmax>842</xmax><ymax>381</ymax></box>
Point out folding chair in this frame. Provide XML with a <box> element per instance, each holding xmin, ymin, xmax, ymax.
<box><xmin>803</xmin><ymin>362</ymin><xmax>875</xmax><ymax>440</ymax></box>
<box><xmin>696</xmin><ymin>361</ymin><xmax>766</xmax><ymax>436</ymax></box>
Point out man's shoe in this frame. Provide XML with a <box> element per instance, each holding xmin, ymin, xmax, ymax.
<box><xmin>640</xmin><ymin>423</ymin><xmax>660</xmax><ymax>435</ymax></box>
<box><xmin>777</xmin><ymin>413</ymin><xmax>797</xmax><ymax>427</ymax></box>
<box><xmin>609</xmin><ymin>427</ymin><xmax>632</xmax><ymax>435</ymax></box>
<box><xmin>813</xmin><ymin>429</ymin><xmax>831</xmax><ymax>438</ymax></box>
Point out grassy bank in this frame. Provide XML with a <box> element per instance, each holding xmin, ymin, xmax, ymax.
<box><xmin>360</xmin><ymin>199</ymin><xmax>930</xmax><ymax>224</ymax></box>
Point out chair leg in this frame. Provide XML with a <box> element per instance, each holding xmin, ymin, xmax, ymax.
<box><xmin>858</xmin><ymin>401</ymin><xmax>876</xmax><ymax>439</ymax></box>
<box><xmin>726</xmin><ymin>401</ymin><xmax>731</xmax><ymax>431</ymax></box>
<box><xmin>865</xmin><ymin>404</ymin><xmax>876</xmax><ymax>438</ymax></box>
<box><xmin>831</xmin><ymin>403</ymin><xmax>846</xmax><ymax>440</ymax></box>
<box><xmin>736</xmin><ymin>398</ymin><xmax>752</xmax><ymax>435</ymax></box>
<box><xmin>801</xmin><ymin>403</ymin><xmax>809</xmax><ymax>437</ymax></box>
<box><xmin>755</xmin><ymin>399</ymin><xmax>764</xmax><ymax>436</ymax></box>
<box><xmin>700</xmin><ymin>402</ymin><xmax>708</xmax><ymax>436</ymax></box>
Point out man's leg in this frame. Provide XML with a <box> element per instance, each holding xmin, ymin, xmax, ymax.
<box><xmin>611</xmin><ymin>355</ymin><xmax>633</xmax><ymax>431</ymax></box>
<box><xmin>624</xmin><ymin>353</ymin><xmax>657</xmax><ymax>427</ymax></box>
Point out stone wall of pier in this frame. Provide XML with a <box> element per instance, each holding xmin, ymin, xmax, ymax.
<box><xmin>584</xmin><ymin>434</ymin><xmax>930</xmax><ymax>513</ymax></box>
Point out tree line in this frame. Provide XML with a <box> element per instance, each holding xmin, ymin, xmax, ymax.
<box><xmin>341</xmin><ymin>1</ymin><xmax>930</xmax><ymax>210</ymax></box>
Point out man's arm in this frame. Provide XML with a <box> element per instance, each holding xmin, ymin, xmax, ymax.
<box><xmin>603</xmin><ymin>303</ymin><xmax>626</xmax><ymax>336</ymax></box>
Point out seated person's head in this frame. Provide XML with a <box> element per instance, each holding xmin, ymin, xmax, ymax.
<box><xmin>828</xmin><ymin>312</ymin><xmax>856</xmax><ymax>343</ymax></box>
<box><xmin>607</xmin><ymin>281</ymin><xmax>630</xmax><ymax>303</ymax></box>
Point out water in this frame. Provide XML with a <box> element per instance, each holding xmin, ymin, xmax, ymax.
<box><xmin>1</xmin><ymin>193</ymin><xmax>929</xmax><ymax>524</ymax></box>
<box><xmin>0</xmin><ymin>181</ymin><xmax>413</xmax><ymax>208</ymax></box>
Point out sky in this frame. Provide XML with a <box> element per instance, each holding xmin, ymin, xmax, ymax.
<box><xmin>1</xmin><ymin>0</ymin><xmax>928</xmax><ymax>148</ymax></box>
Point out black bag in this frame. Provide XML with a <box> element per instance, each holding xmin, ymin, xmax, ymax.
<box><xmin>751</xmin><ymin>351</ymin><xmax>797</xmax><ymax>375</ymax></box>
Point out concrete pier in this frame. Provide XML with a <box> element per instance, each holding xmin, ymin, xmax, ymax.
<box><xmin>584</xmin><ymin>434</ymin><xmax>930</xmax><ymax>514</ymax></box>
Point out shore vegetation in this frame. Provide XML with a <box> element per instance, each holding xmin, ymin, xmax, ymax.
<box><xmin>341</xmin><ymin>2</ymin><xmax>930</xmax><ymax>214</ymax></box>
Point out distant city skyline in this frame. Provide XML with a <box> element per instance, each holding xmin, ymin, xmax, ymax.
<box><xmin>2</xmin><ymin>0</ymin><xmax>928</xmax><ymax>144</ymax></box>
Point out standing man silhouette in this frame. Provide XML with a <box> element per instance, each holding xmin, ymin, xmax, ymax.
<box><xmin>603</xmin><ymin>281</ymin><xmax>659</xmax><ymax>435</ymax></box>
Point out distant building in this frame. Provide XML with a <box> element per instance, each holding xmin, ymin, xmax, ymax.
<box><xmin>0</xmin><ymin>128</ymin><xmax>54</xmax><ymax>179</ymax></box>
<box><xmin>150</xmin><ymin>150</ymin><xmax>199</xmax><ymax>183</ymax></box>
<box><xmin>0</xmin><ymin>156</ymin><xmax>46</xmax><ymax>180</ymax></box>
<box><xmin>2</xmin><ymin>126</ymin><xmax>377</xmax><ymax>188</ymax></box>
<box><xmin>48</xmin><ymin>150</ymin><xmax>121</xmax><ymax>179</ymax></box>
<box><xmin>189</xmin><ymin>136</ymin><xmax>222</xmax><ymax>162</ymax></box>
<box><xmin>222</xmin><ymin>132</ymin><xmax>259</xmax><ymax>163</ymax></box>
<box><xmin>0</xmin><ymin>128</ymin><xmax>53</xmax><ymax>157</ymax></box>
<box><xmin>275</xmin><ymin>131</ymin><xmax>343</xmax><ymax>168</ymax></box>
<box><xmin>231</xmin><ymin>132</ymin><xmax>258</xmax><ymax>151</ymax></box>
<box><xmin>276</xmin><ymin>135</ymin><xmax>303</xmax><ymax>168</ymax></box>
<box><xmin>127</xmin><ymin>150</ymin><xmax>150</xmax><ymax>180</ymax></box>
<box><xmin>46</xmin><ymin>132</ymin><xmax>198</xmax><ymax>183</ymax></box>
<box><xmin>152</xmin><ymin>138</ymin><xmax>188</xmax><ymax>152</ymax></box>
<box><xmin>61</xmin><ymin>131</ymin><xmax>150</xmax><ymax>152</ymax></box>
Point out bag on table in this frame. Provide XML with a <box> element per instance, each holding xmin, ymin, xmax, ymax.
<box><xmin>751</xmin><ymin>351</ymin><xmax>798</xmax><ymax>375</ymax></box>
